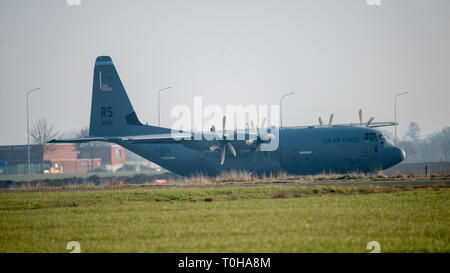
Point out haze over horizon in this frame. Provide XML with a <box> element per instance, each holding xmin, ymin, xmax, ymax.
<box><xmin>1</xmin><ymin>0</ymin><xmax>449</xmax><ymax>145</ymax></box>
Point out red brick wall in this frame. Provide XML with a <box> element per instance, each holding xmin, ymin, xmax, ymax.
<box><xmin>44</xmin><ymin>144</ymin><xmax>78</xmax><ymax>160</ymax></box>
<box><xmin>43</xmin><ymin>144</ymin><xmax>126</xmax><ymax>173</ymax></box>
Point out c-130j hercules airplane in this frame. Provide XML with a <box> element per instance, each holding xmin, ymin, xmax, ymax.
<box><xmin>50</xmin><ymin>56</ymin><xmax>406</xmax><ymax>176</ymax></box>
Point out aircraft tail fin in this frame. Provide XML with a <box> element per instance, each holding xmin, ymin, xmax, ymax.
<box><xmin>89</xmin><ymin>56</ymin><xmax>168</xmax><ymax>136</ymax></box>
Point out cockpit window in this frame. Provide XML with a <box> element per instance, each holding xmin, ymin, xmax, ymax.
<box><xmin>378</xmin><ymin>134</ymin><xmax>385</xmax><ymax>145</ymax></box>
<box><xmin>364</xmin><ymin>132</ymin><xmax>377</xmax><ymax>142</ymax></box>
<box><xmin>377</xmin><ymin>132</ymin><xmax>394</xmax><ymax>146</ymax></box>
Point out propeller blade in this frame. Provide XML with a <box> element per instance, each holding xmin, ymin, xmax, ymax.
<box><xmin>249</xmin><ymin>120</ymin><xmax>258</xmax><ymax>140</ymax></box>
<box><xmin>366</xmin><ymin>117</ymin><xmax>375</xmax><ymax>127</ymax></box>
<box><xmin>260</xmin><ymin>132</ymin><xmax>275</xmax><ymax>141</ymax></box>
<box><xmin>359</xmin><ymin>109</ymin><xmax>363</xmax><ymax>127</ymax></box>
<box><xmin>211</xmin><ymin>125</ymin><xmax>221</xmax><ymax>140</ymax></box>
<box><xmin>319</xmin><ymin>117</ymin><xmax>323</xmax><ymax>128</ymax></box>
<box><xmin>260</xmin><ymin>118</ymin><xmax>267</xmax><ymax>129</ymax></box>
<box><xmin>250</xmin><ymin>120</ymin><xmax>256</xmax><ymax>133</ymax></box>
<box><xmin>247</xmin><ymin>120</ymin><xmax>259</xmax><ymax>142</ymax></box>
<box><xmin>226</xmin><ymin>142</ymin><xmax>237</xmax><ymax>157</ymax></box>
<box><xmin>222</xmin><ymin>116</ymin><xmax>227</xmax><ymax>138</ymax></box>
<box><xmin>220</xmin><ymin>146</ymin><xmax>226</xmax><ymax>165</ymax></box>
<box><xmin>210</xmin><ymin>144</ymin><xmax>221</xmax><ymax>152</ymax></box>
<box><xmin>256</xmin><ymin>118</ymin><xmax>265</xmax><ymax>137</ymax></box>
<box><xmin>227</xmin><ymin>129</ymin><xmax>236</xmax><ymax>140</ymax></box>
<box><xmin>329</xmin><ymin>114</ymin><xmax>334</xmax><ymax>126</ymax></box>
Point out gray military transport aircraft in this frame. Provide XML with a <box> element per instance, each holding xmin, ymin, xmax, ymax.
<box><xmin>49</xmin><ymin>56</ymin><xmax>406</xmax><ymax>176</ymax></box>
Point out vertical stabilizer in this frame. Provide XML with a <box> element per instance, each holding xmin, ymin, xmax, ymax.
<box><xmin>89</xmin><ymin>56</ymin><xmax>168</xmax><ymax>136</ymax></box>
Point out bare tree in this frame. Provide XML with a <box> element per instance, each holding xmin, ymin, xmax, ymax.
<box><xmin>30</xmin><ymin>118</ymin><xmax>60</xmax><ymax>144</ymax></box>
<box><xmin>438</xmin><ymin>127</ymin><xmax>450</xmax><ymax>161</ymax></box>
<box><xmin>76</xmin><ymin>126</ymin><xmax>89</xmax><ymax>139</ymax></box>
<box><xmin>29</xmin><ymin>118</ymin><xmax>60</xmax><ymax>172</ymax></box>
<box><xmin>387</xmin><ymin>125</ymin><xmax>450</xmax><ymax>163</ymax></box>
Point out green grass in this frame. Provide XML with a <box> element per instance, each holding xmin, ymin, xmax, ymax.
<box><xmin>0</xmin><ymin>185</ymin><xmax>449</xmax><ymax>252</ymax></box>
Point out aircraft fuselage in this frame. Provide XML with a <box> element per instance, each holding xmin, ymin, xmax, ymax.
<box><xmin>118</xmin><ymin>126</ymin><xmax>405</xmax><ymax>176</ymax></box>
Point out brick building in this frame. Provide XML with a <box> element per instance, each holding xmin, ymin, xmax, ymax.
<box><xmin>78</xmin><ymin>144</ymin><xmax>126</xmax><ymax>172</ymax></box>
<box><xmin>43</xmin><ymin>144</ymin><xmax>102</xmax><ymax>174</ymax></box>
<box><xmin>0</xmin><ymin>143</ymin><xmax>127</xmax><ymax>175</ymax></box>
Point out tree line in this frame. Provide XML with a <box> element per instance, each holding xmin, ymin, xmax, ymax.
<box><xmin>393</xmin><ymin>123</ymin><xmax>450</xmax><ymax>163</ymax></box>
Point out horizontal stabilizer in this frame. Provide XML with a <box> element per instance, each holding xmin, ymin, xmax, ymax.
<box><xmin>47</xmin><ymin>132</ymin><xmax>193</xmax><ymax>144</ymax></box>
<box><xmin>48</xmin><ymin>137</ymin><xmax>107</xmax><ymax>143</ymax></box>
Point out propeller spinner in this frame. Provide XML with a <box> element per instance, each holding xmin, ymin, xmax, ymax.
<box><xmin>209</xmin><ymin>116</ymin><xmax>237</xmax><ymax>165</ymax></box>
<box><xmin>245</xmin><ymin>118</ymin><xmax>275</xmax><ymax>161</ymax></box>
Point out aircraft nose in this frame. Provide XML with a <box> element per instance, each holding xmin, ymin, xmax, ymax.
<box><xmin>393</xmin><ymin>147</ymin><xmax>406</xmax><ymax>164</ymax></box>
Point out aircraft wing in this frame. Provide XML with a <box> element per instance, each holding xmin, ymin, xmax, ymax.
<box><xmin>289</xmin><ymin>122</ymin><xmax>398</xmax><ymax>130</ymax></box>
<box><xmin>366</xmin><ymin>122</ymin><xmax>398</xmax><ymax>128</ymax></box>
<box><xmin>48</xmin><ymin>136</ymin><xmax>108</xmax><ymax>143</ymax></box>
<box><xmin>48</xmin><ymin>132</ymin><xmax>193</xmax><ymax>144</ymax></box>
<box><xmin>332</xmin><ymin>122</ymin><xmax>398</xmax><ymax>128</ymax></box>
<box><xmin>120</xmin><ymin>132</ymin><xmax>193</xmax><ymax>143</ymax></box>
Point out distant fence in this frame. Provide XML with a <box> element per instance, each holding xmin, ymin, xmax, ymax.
<box><xmin>385</xmin><ymin>162</ymin><xmax>450</xmax><ymax>176</ymax></box>
<box><xmin>0</xmin><ymin>163</ymin><xmax>51</xmax><ymax>175</ymax></box>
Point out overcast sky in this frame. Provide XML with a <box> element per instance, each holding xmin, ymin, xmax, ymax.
<box><xmin>0</xmin><ymin>0</ymin><xmax>449</xmax><ymax>145</ymax></box>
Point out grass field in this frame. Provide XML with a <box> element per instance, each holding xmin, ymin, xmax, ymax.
<box><xmin>0</xmin><ymin>185</ymin><xmax>449</xmax><ymax>252</ymax></box>
<box><xmin>3</xmin><ymin>171</ymin><xmax>450</xmax><ymax>193</ymax></box>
